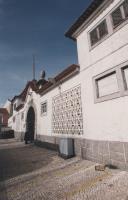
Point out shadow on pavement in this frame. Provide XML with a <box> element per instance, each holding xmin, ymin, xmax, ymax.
<box><xmin>0</xmin><ymin>143</ymin><xmax>58</xmax><ymax>200</ymax></box>
<box><xmin>0</xmin><ymin>145</ymin><xmax>56</xmax><ymax>182</ymax></box>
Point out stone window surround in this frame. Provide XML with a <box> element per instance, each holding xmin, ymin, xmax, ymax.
<box><xmin>41</xmin><ymin>101</ymin><xmax>47</xmax><ymax>116</ymax></box>
<box><xmin>88</xmin><ymin>0</ymin><xmax>128</xmax><ymax>50</ymax></box>
<box><xmin>93</xmin><ymin>60</ymin><xmax>128</xmax><ymax>103</ymax></box>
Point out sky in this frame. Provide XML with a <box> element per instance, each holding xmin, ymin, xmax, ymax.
<box><xmin>0</xmin><ymin>0</ymin><xmax>92</xmax><ymax>106</ymax></box>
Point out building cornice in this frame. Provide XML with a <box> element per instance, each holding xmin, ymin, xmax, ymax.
<box><xmin>65</xmin><ymin>0</ymin><xmax>114</xmax><ymax>40</ymax></box>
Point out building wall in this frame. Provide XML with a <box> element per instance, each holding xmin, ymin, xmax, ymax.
<box><xmin>9</xmin><ymin>74</ymin><xmax>83</xmax><ymax>142</ymax></box>
<box><xmin>74</xmin><ymin>0</ymin><xmax>128</xmax><ymax>168</ymax></box>
<box><xmin>8</xmin><ymin>0</ymin><xmax>128</xmax><ymax>169</ymax></box>
<box><xmin>76</xmin><ymin>0</ymin><xmax>128</xmax><ymax>142</ymax></box>
<box><xmin>0</xmin><ymin>111</ymin><xmax>9</xmax><ymax>127</ymax></box>
<box><xmin>37</xmin><ymin>74</ymin><xmax>83</xmax><ymax>139</ymax></box>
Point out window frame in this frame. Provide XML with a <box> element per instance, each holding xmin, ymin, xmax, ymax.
<box><xmin>121</xmin><ymin>65</ymin><xmax>128</xmax><ymax>95</ymax></box>
<box><xmin>111</xmin><ymin>2</ymin><xmax>128</xmax><ymax>29</ymax></box>
<box><xmin>14</xmin><ymin>103</ymin><xmax>16</xmax><ymax>111</ymax></box>
<box><xmin>111</xmin><ymin>5</ymin><xmax>124</xmax><ymax>29</ymax></box>
<box><xmin>93</xmin><ymin>68</ymin><xmax>120</xmax><ymax>103</ymax></box>
<box><xmin>41</xmin><ymin>101</ymin><xmax>47</xmax><ymax>116</ymax></box>
<box><xmin>90</xmin><ymin>19</ymin><xmax>108</xmax><ymax>46</ymax></box>
<box><xmin>93</xmin><ymin>61</ymin><xmax>128</xmax><ymax>103</ymax></box>
<box><xmin>88</xmin><ymin>0</ymin><xmax>128</xmax><ymax>50</ymax></box>
<box><xmin>21</xmin><ymin>112</ymin><xmax>24</xmax><ymax>120</ymax></box>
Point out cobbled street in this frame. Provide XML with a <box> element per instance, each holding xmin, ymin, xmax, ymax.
<box><xmin>1</xmin><ymin>139</ymin><xmax>128</xmax><ymax>200</ymax></box>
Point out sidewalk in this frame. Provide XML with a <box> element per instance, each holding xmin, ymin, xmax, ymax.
<box><xmin>0</xmin><ymin>139</ymin><xmax>128</xmax><ymax>200</ymax></box>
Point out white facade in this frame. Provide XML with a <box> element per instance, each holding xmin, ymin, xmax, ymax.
<box><xmin>8</xmin><ymin>0</ymin><xmax>128</xmax><ymax>168</ymax></box>
<box><xmin>75</xmin><ymin>0</ymin><xmax>128</xmax><ymax>142</ymax></box>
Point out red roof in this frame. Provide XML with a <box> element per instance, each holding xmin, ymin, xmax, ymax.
<box><xmin>15</xmin><ymin>104</ymin><xmax>24</xmax><ymax>111</ymax></box>
<box><xmin>38</xmin><ymin>64</ymin><xmax>80</xmax><ymax>94</ymax></box>
<box><xmin>11</xmin><ymin>80</ymin><xmax>38</xmax><ymax>103</ymax></box>
<box><xmin>11</xmin><ymin>64</ymin><xmax>79</xmax><ymax>111</ymax></box>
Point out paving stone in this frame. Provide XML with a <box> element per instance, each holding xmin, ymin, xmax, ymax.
<box><xmin>1</xmin><ymin>139</ymin><xmax>128</xmax><ymax>200</ymax></box>
<box><xmin>110</xmin><ymin>151</ymin><xmax>125</xmax><ymax>163</ymax></box>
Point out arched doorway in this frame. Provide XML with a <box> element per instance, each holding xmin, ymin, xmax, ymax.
<box><xmin>25</xmin><ymin>107</ymin><xmax>35</xmax><ymax>143</ymax></box>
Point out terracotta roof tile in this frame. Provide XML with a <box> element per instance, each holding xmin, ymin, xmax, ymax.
<box><xmin>11</xmin><ymin>64</ymin><xmax>79</xmax><ymax>110</ymax></box>
<box><xmin>15</xmin><ymin>104</ymin><xmax>24</xmax><ymax>111</ymax></box>
<box><xmin>11</xmin><ymin>80</ymin><xmax>38</xmax><ymax>102</ymax></box>
<box><xmin>38</xmin><ymin>64</ymin><xmax>80</xmax><ymax>94</ymax></box>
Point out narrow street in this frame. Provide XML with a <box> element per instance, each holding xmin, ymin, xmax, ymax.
<box><xmin>0</xmin><ymin>139</ymin><xmax>128</xmax><ymax>200</ymax></box>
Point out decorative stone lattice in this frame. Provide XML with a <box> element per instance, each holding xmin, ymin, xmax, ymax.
<box><xmin>52</xmin><ymin>85</ymin><xmax>83</xmax><ymax>135</ymax></box>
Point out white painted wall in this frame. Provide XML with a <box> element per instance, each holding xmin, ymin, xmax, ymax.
<box><xmin>9</xmin><ymin>0</ymin><xmax>128</xmax><ymax>143</ymax></box>
<box><xmin>9</xmin><ymin>75</ymin><xmax>83</xmax><ymax>140</ymax></box>
<box><xmin>76</xmin><ymin>0</ymin><xmax>128</xmax><ymax>142</ymax></box>
<box><xmin>38</xmin><ymin>74</ymin><xmax>82</xmax><ymax>138</ymax></box>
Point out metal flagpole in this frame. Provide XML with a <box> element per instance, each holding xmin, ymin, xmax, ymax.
<box><xmin>32</xmin><ymin>54</ymin><xmax>35</xmax><ymax>80</ymax></box>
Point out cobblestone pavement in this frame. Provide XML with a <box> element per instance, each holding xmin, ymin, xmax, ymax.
<box><xmin>0</xmin><ymin>139</ymin><xmax>128</xmax><ymax>200</ymax></box>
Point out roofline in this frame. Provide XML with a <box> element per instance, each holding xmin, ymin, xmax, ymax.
<box><xmin>38</xmin><ymin>64</ymin><xmax>80</xmax><ymax>95</ymax></box>
<box><xmin>65</xmin><ymin>0</ymin><xmax>113</xmax><ymax>40</ymax></box>
<box><xmin>11</xmin><ymin>65</ymin><xmax>80</xmax><ymax>105</ymax></box>
<box><xmin>11</xmin><ymin>80</ymin><xmax>38</xmax><ymax>103</ymax></box>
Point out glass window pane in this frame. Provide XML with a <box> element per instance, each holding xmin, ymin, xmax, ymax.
<box><xmin>112</xmin><ymin>7</ymin><xmax>123</xmax><ymax>28</ymax></box>
<box><xmin>97</xmin><ymin>72</ymin><xmax>118</xmax><ymax>97</ymax></box>
<box><xmin>90</xmin><ymin>28</ymin><xmax>98</xmax><ymax>46</ymax></box>
<box><xmin>98</xmin><ymin>20</ymin><xmax>108</xmax><ymax>39</ymax></box>
<box><xmin>123</xmin><ymin>0</ymin><xmax>128</xmax><ymax>17</ymax></box>
<box><xmin>122</xmin><ymin>67</ymin><xmax>128</xmax><ymax>89</ymax></box>
<box><xmin>41</xmin><ymin>102</ymin><xmax>47</xmax><ymax>114</ymax></box>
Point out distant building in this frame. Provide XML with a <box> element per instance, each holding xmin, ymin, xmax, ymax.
<box><xmin>3</xmin><ymin>100</ymin><xmax>12</xmax><ymax>115</ymax></box>
<box><xmin>0</xmin><ymin>108</ymin><xmax>9</xmax><ymax>129</ymax></box>
<box><xmin>8</xmin><ymin>0</ymin><xmax>128</xmax><ymax>169</ymax></box>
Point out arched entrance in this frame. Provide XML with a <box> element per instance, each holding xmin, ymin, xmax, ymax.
<box><xmin>25</xmin><ymin>107</ymin><xmax>35</xmax><ymax>143</ymax></box>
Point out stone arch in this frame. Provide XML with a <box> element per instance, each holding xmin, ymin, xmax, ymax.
<box><xmin>25</xmin><ymin>102</ymin><xmax>38</xmax><ymax>141</ymax></box>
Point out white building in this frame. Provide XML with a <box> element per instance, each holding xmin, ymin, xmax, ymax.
<box><xmin>9</xmin><ymin>0</ymin><xmax>128</xmax><ymax>169</ymax></box>
<box><xmin>3</xmin><ymin>100</ymin><xmax>12</xmax><ymax>115</ymax></box>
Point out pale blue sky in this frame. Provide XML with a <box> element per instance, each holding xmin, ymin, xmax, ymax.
<box><xmin>0</xmin><ymin>0</ymin><xmax>92</xmax><ymax>106</ymax></box>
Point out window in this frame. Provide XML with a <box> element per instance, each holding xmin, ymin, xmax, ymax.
<box><xmin>123</xmin><ymin>0</ymin><xmax>128</xmax><ymax>17</ymax></box>
<box><xmin>122</xmin><ymin>66</ymin><xmax>128</xmax><ymax>89</ymax></box>
<box><xmin>41</xmin><ymin>102</ymin><xmax>47</xmax><ymax>115</ymax></box>
<box><xmin>21</xmin><ymin>112</ymin><xmax>24</xmax><ymax>120</ymax></box>
<box><xmin>93</xmin><ymin>61</ymin><xmax>128</xmax><ymax>103</ymax></box>
<box><xmin>0</xmin><ymin>114</ymin><xmax>3</xmax><ymax>124</ymax></box>
<box><xmin>90</xmin><ymin>20</ymin><xmax>108</xmax><ymax>46</ymax></box>
<box><xmin>96</xmin><ymin>72</ymin><xmax>119</xmax><ymax>98</ymax></box>
<box><xmin>13</xmin><ymin>116</ymin><xmax>15</xmax><ymax>123</ymax></box>
<box><xmin>14</xmin><ymin>103</ymin><xmax>16</xmax><ymax>111</ymax></box>
<box><xmin>111</xmin><ymin>0</ymin><xmax>128</xmax><ymax>28</ymax></box>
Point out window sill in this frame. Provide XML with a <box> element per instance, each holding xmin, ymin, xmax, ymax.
<box><xmin>94</xmin><ymin>92</ymin><xmax>120</xmax><ymax>103</ymax></box>
<box><xmin>41</xmin><ymin>113</ymin><xmax>47</xmax><ymax>117</ymax></box>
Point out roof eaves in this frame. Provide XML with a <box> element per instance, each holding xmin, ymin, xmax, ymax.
<box><xmin>38</xmin><ymin>64</ymin><xmax>80</xmax><ymax>95</ymax></box>
<box><xmin>65</xmin><ymin>0</ymin><xmax>106</xmax><ymax>40</ymax></box>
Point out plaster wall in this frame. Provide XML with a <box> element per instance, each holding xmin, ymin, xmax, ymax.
<box><xmin>38</xmin><ymin>73</ymin><xmax>82</xmax><ymax>138</ymax></box>
<box><xmin>76</xmin><ymin>0</ymin><xmax>128</xmax><ymax>142</ymax></box>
